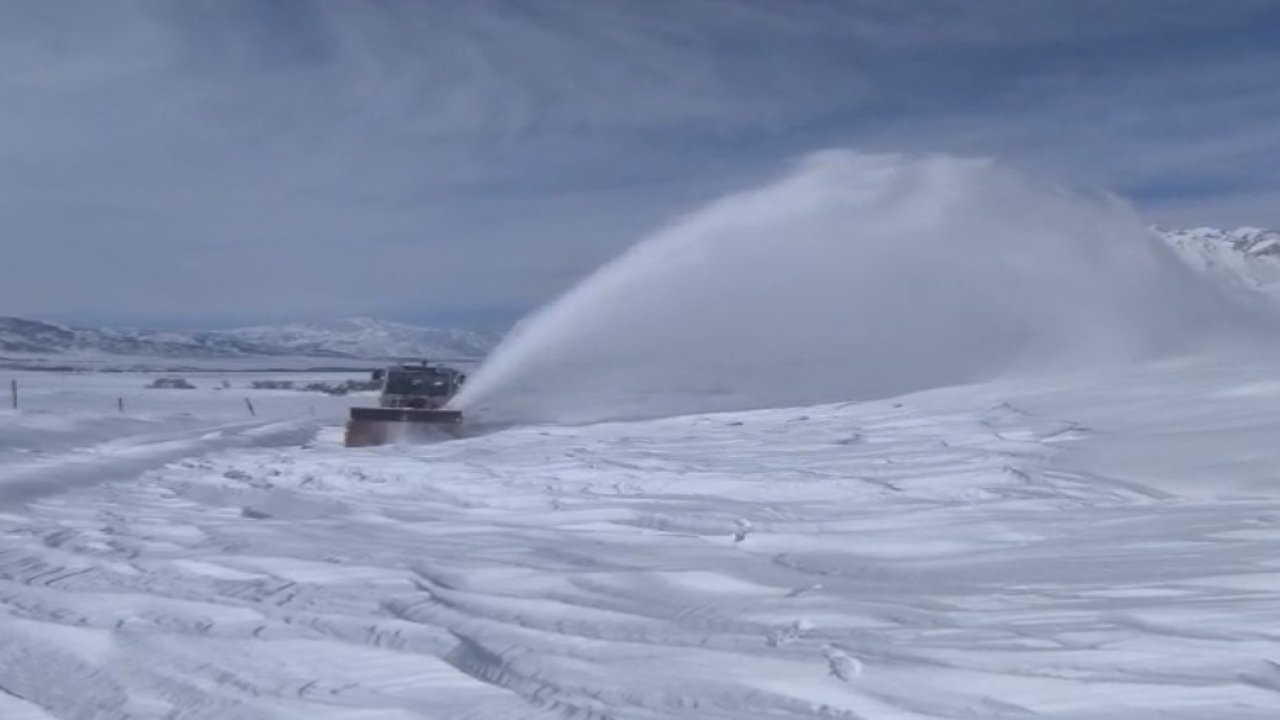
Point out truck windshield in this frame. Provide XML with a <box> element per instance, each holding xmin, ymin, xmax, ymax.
<box><xmin>385</xmin><ymin>370</ymin><xmax>453</xmax><ymax>396</ymax></box>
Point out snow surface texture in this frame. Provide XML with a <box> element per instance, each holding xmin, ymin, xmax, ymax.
<box><xmin>0</xmin><ymin>371</ymin><xmax>365</xmax><ymax>504</ymax></box>
<box><xmin>3</xmin><ymin>360</ymin><xmax>1280</xmax><ymax>718</ymax></box>
<box><xmin>454</xmin><ymin>151</ymin><xmax>1266</xmax><ymax>425</ymax></box>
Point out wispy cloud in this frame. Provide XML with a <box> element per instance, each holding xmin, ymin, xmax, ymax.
<box><xmin>2</xmin><ymin>1</ymin><xmax>1278</xmax><ymax>326</ymax></box>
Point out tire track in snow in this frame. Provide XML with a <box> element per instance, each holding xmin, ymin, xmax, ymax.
<box><xmin>3</xmin><ymin>397</ymin><xmax>1280</xmax><ymax>716</ymax></box>
<box><xmin>0</xmin><ymin>419</ymin><xmax>321</xmax><ymax>504</ymax></box>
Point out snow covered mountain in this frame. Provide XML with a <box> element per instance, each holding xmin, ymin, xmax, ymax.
<box><xmin>213</xmin><ymin>318</ymin><xmax>498</xmax><ymax>360</ymax></box>
<box><xmin>0</xmin><ymin>316</ymin><xmax>499</xmax><ymax>360</ymax></box>
<box><xmin>1157</xmin><ymin>226</ymin><xmax>1280</xmax><ymax>300</ymax></box>
<box><xmin>0</xmin><ymin>317</ymin><xmax>232</xmax><ymax>358</ymax></box>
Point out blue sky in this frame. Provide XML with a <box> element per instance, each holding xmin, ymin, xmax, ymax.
<box><xmin>2</xmin><ymin>0</ymin><xmax>1278</xmax><ymax>329</ymax></box>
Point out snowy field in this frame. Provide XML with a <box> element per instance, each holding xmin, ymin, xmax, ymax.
<box><xmin>3</xmin><ymin>355</ymin><xmax>1280</xmax><ymax>719</ymax></box>
<box><xmin>0</xmin><ymin>370</ymin><xmax>367</xmax><ymax>504</ymax></box>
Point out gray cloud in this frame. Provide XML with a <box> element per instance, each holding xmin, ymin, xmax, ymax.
<box><xmin>2</xmin><ymin>1</ymin><xmax>1278</xmax><ymax>326</ymax></box>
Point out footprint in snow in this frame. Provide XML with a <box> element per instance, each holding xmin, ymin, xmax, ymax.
<box><xmin>822</xmin><ymin>645</ymin><xmax>863</xmax><ymax>682</ymax></box>
<box><xmin>785</xmin><ymin>583</ymin><xmax>823</xmax><ymax>598</ymax></box>
<box><xmin>767</xmin><ymin>618</ymin><xmax>815</xmax><ymax>647</ymax></box>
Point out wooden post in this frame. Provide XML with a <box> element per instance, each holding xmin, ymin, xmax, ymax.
<box><xmin>9</xmin><ymin>379</ymin><xmax>16</xmax><ymax>410</ymax></box>
<box><xmin>244</xmin><ymin>398</ymin><xmax>256</xmax><ymax>417</ymax></box>
<box><xmin>118</xmin><ymin>397</ymin><xmax>125</xmax><ymax>413</ymax></box>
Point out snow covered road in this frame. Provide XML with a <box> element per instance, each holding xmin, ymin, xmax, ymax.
<box><xmin>3</xmin><ymin>360</ymin><xmax>1280</xmax><ymax>718</ymax></box>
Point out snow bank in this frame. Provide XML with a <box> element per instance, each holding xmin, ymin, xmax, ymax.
<box><xmin>456</xmin><ymin>151</ymin><xmax>1263</xmax><ymax>424</ymax></box>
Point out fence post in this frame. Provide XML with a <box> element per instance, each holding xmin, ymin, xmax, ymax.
<box><xmin>9</xmin><ymin>379</ymin><xmax>16</xmax><ymax>410</ymax></box>
<box><xmin>244</xmin><ymin>398</ymin><xmax>256</xmax><ymax>417</ymax></box>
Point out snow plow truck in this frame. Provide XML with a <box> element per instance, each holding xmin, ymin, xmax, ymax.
<box><xmin>344</xmin><ymin>361</ymin><xmax>466</xmax><ymax>446</ymax></box>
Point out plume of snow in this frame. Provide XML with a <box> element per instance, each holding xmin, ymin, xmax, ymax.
<box><xmin>455</xmin><ymin>151</ymin><xmax>1269</xmax><ymax>424</ymax></box>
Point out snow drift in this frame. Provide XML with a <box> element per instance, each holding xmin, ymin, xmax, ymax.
<box><xmin>455</xmin><ymin>151</ymin><xmax>1261</xmax><ymax>424</ymax></box>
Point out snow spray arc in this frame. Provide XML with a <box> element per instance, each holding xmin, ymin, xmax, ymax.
<box><xmin>454</xmin><ymin>150</ymin><xmax>1257</xmax><ymax>424</ymax></box>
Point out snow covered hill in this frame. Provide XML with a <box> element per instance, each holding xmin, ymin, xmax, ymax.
<box><xmin>0</xmin><ymin>316</ymin><xmax>233</xmax><ymax>358</ymax></box>
<box><xmin>214</xmin><ymin>317</ymin><xmax>496</xmax><ymax>360</ymax></box>
<box><xmin>0</xmin><ymin>316</ymin><xmax>499</xmax><ymax>361</ymax></box>
<box><xmin>1158</xmin><ymin>226</ymin><xmax>1280</xmax><ymax>301</ymax></box>
<box><xmin>4</xmin><ymin>356</ymin><xmax>1280</xmax><ymax>717</ymax></box>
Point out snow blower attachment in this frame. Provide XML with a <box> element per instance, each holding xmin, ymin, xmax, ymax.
<box><xmin>344</xmin><ymin>361</ymin><xmax>466</xmax><ymax>447</ymax></box>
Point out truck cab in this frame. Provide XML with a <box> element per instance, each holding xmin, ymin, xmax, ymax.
<box><xmin>374</xmin><ymin>362</ymin><xmax>466</xmax><ymax>410</ymax></box>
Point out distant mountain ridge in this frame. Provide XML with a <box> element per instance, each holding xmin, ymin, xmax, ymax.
<box><xmin>4</xmin><ymin>227</ymin><xmax>1279</xmax><ymax>361</ymax></box>
<box><xmin>1157</xmin><ymin>226</ymin><xmax>1280</xmax><ymax>301</ymax></box>
<box><xmin>0</xmin><ymin>316</ymin><xmax>500</xmax><ymax>360</ymax></box>
<box><xmin>214</xmin><ymin>318</ymin><xmax>497</xmax><ymax>360</ymax></box>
